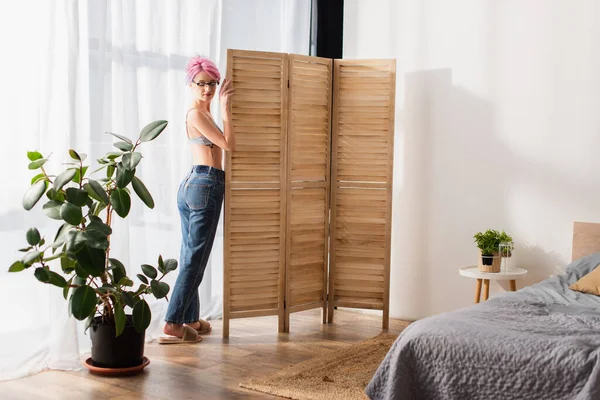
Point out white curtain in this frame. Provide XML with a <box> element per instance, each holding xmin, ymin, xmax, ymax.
<box><xmin>0</xmin><ymin>0</ymin><xmax>310</xmax><ymax>382</ymax></box>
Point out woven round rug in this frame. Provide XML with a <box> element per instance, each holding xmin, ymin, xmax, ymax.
<box><xmin>239</xmin><ymin>332</ymin><xmax>403</xmax><ymax>400</ymax></box>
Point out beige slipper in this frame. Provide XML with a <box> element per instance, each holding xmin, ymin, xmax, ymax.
<box><xmin>188</xmin><ymin>319</ymin><xmax>212</xmax><ymax>334</ymax></box>
<box><xmin>158</xmin><ymin>325</ymin><xmax>202</xmax><ymax>345</ymax></box>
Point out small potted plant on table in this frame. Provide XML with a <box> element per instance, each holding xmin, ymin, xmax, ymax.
<box><xmin>8</xmin><ymin>120</ymin><xmax>176</xmax><ymax>375</ymax></box>
<box><xmin>473</xmin><ymin>229</ymin><xmax>513</xmax><ymax>273</ymax></box>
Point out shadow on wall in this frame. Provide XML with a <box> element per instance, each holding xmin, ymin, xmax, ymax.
<box><xmin>393</xmin><ymin>67</ymin><xmax>587</xmax><ymax>318</ymax></box>
<box><xmin>494</xmin><ymin>245</ymin><xmax>566</xmax><ymax>291</ymax></box>
<box><xmin>511</xmin><ymin>244</ymin><xmax>566</xmax><ymax>286</ymax></box>
<box><xmin>392</xmin><ymin>67</ymin><xmax>510</xmax><ymax>318</ymax></box>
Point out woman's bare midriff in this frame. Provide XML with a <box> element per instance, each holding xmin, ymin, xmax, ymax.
<box><xmin>190</xmin><ymin>144</ymin><xmax>223</xmax><ymax>170</ymax></box>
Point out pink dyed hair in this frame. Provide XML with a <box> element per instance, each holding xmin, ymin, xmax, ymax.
<box><xmin>185</xmin><ymin>55</ymin><xmax>221</xmax><ymax>85</ymax></box>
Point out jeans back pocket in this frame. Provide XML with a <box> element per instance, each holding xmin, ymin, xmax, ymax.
<box><xmin>185</xmin><ymin>183</ymin><xmax>211</xmax><ymax>210</ymax></box>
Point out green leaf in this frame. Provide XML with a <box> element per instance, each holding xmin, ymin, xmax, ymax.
<box><xmin>46</xmin><ymin>188</ymin><xmax>65</xmax><ymax>202</ymax></box>
<box><xmin>136</xmin><ymin>274</ymin><xmax>149</xmax><ymax>284</ymax></box>
<box><xmin>122</xmin><ymin>152</ymin><xmax>142</xmax><ymax>171</ymax></box>
<box><xmin>8</xmin><ymin>261</ymin><xmax>26</xmax><ymax>272</ymax></box>
<box><xmin>116</xmin><ymin>163</ymin><xmax>135</xmax><ymax>188</ymax></box>
<box><xmin>69</xmin><ymin>149</ymin><xmax>81</xmax><ymax>161</ymax></box>
<box><xmin>139</xmin><ymin>120</ymin><xmax>168</xmax><ymax>142</ymax></box>
<box><xmin>110</xmin><ymin>258</ymin><xmax>126</xmax><ymax>284</ymax></box>
<box><xmin>119</xmin><ymin>277</ymin><xmax>134</xmax><ymax>287</ymax></box>
<box><xmin>18</xmin><ymin>246</ymin><xmax>33</xmax><ymax>252</ymax></box>
<box><xmin>60</xmin><ymin>256</ymin><xmax>76</xmax><ymax>274</ymax></box>
<box><xmin>107</xmin><ymin>164</ymin><xmax>116</xmax><ymax>179</ymax></box>
<box><xmin>27</xmin><ymin>151</ymin><xmax>43</xmax><ymax>161</ymax></box>
<box><xmin>121</xmin><ymin>291</ymin><xmax>135</xmax><ymax>308</ymax></box>
<box><xmin>114</xmin><ymin>300</ymin><xmax>126</xmax><ymax>337</ymax></box>
<box><xmin>31</xmin><ymin>173</ymin><xmax>46</xmax><ymax>185</ymax></box>
<box><xmin>71</xmin><ymin>285</ymin><xmax>98</xmax><ymax>321</ymax></box>
<box><xmin>73</xmin><ymin>166</ymin><xmax>89</xmax><ymax>184</ymax></box>
<box><xmin>106</xmin><ymin>152</ymin><xmax>124</xmax><ymax>160</ymax></box>
<box><xmin>141</xmin><ymin>264</ymin><xmax>157</xmax><ymax>279</ymax></box>
<box><xmin>106</xmin><ymin>132</ymin><xmax>133</xmax><ymax>144</ymax></box>
<box><xmin>135</xmin><ymin>283</ymin><xmax>148</xmax><ymax>293</ymax></box>
<box><xmin>26</xmin><ymin>227</ymin><xmax>41</xmax><ymax>246</ymax></box>
<box><xmin>75</xmin><ymin>263</ymin><xmax>88</xmax><ymax>278</ymax></box>
<box><xmin>28</xmin><ymin>158</ymin><xmax>48</xmax><ymax>170</ymax></box>
<box><xmin>34</xmin><ymin>267</ymin><xmax>50</xmax><ymax>283</ymax></box>
<box><xmin>65</xmin><ymin>230</ymin><xmax>85</xmax><ymax>253</ymax></box>
<box><xmin>150</xmin><ymin>280</ymin><xmax>170</xmax><ymax>299</ymax></box>
<box><xmin>131</xmin><ymin>176</ymin><xmax>154</xmax><ymax>209</ymax></box>
<box><xmin>84</xmin><ymin>179</ymin><xmax>109</xmax><ymax>204</ymax></box>
<box><xmin>42</xmin><ymin>200</ymin><xmax>63</xmax><ymax>220</ymax></box>
<box><xmin>65</xmin><ymin>188</ymin><xmax>89</xmax><ymax>207</ymax></box>
<box><xmin>63</xmin><ymin>276</ymin><xmax>73</xmax><ymax>300</ymax></box>
<box><xmin>97</xmin><ymin>284</ymin><xmax>116</xmax><ymax>294</ymax></box>
<box><xmin>93</xmin><ymin>203</ymin><xmax>107</xmax><ymax>216</ymax></box>
<box><xmin>53</xmin><ymin>223</ymin><xmax>73</xmax><ymax>250</ymax></box>
<box><xmin>53</xmin><ymin>169</ymin><xmax>77</xmax><ymax>192</ymax></box>
<box><xmin>84</xmin><ymin>313</ymin><xmax>95</xmax><ymax>332</ymax></box>
<box><xmin>60</xmin><ymin>203</ymin><xmax>83</xmax><ymax>225</ymax></box>
<box><xmin>164</xmin><ymin>259</ymin><xmax>178</xmax><ymax>273</ymax></box>
<box><xmin>22</xmin><ymin>250</ymin><xmax>41</xmax><ymax>265</ymax></box>
<box><xmin>114</xmin><ymin>141</ymin><xmax>133</xmax><ymax>152</ymax></box>
<box><xmin>47</xmin><ymin>270</ymin><xmax>68</xmax><ymax>288</ymax></box>
<box><xmin>87</xmin><ymin>219</ymin><xmax>112</xmax><ymax>236</ymax></box>
<box><xmin>82</xmin><ymin>230</ymin><xmax>109</xmax><ymax>250</ymax></box>
<box><xmin>73</xmin><ymin>245</ymin><xmax>105</xmax><ymax>277</ymax></box>
<box><xmin>23</xmin><ymin>180</ymin><xmax>47</xmax><ymax>211</ymax></box>
<box><xmin>132</xmin><ymin>299</ymin><xmax>151</xmax><ymax>333</ymax></box>
<box><xmin>110</xmin><ymin>188</ymin><xmax>131</xmax><ymax>218</ymax></box>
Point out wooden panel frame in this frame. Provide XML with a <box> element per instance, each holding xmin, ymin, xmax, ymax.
<box><xmin>328</xmin><ymin>59</ymin><xmax>396</xmax><ymax>329</ymax></box>
<box><xmin>284</xmin><ymin>54</ymin><xmax>333</xmax><ymax>332</ymax></box>
<box><xmin>223</xmin><ymin>49</ymin><xmax>289</xmax><ymax>338</ymax></box>
<box><xmin>572</xmin><ymin>221</ymin><xmax>600</xmax><ymax>261</ymax></box>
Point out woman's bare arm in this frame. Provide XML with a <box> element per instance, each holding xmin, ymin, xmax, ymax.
<box><xmin>219</xmin><ymin>78</ymin><xmax>236</xmax><ymax>151</ymax></box>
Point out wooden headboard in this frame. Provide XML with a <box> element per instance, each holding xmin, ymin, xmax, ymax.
<box><xmin>572</xmin><ymin>222</ymin><xmax>600</xmax><ymax>261</ymax></box>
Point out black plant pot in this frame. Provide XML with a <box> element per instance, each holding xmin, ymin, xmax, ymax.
<box><xmin>481</xmin><ymin>255</ymin><xmax>494</xmax><ymax>266</ymax></box>
<box><xmin>89</xmin><ymin>315</ymin><xmax>145</xmax><ymax>368</ymax></box>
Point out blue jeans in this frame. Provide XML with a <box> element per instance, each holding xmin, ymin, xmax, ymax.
<box><xmin>165</xmin><ymin>165</ymin><xmax>224</xmax><ymax>324</ymax></box>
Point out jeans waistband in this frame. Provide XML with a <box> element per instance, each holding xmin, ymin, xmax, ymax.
<box><xmin>190</xmin><ymin>165</ymin><xmax>225</xmax><ymax>181</ymax></box>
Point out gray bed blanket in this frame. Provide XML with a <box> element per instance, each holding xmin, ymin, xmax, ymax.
<box><xmin>366</xmin><ymin>253</ymin><xmax>600</xmax><ymax>400</ymax></box>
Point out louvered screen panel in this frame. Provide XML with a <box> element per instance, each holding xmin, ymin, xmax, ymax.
<box><xmin>223</xmin><ymin>50</ymin><xmax>288</xmax><ymax>337</ymax></box>
<box><xmin>329</xmin><ymin>59</ymin><xmax>396</xmax><ymax>329</ymax></box>
<box><xmin>284</xmin><ymin>55</ymin><xmax>332</xmax><ymax>330</ymax></box>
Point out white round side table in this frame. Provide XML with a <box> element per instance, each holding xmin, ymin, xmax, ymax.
<box><xmin>459</xmin><ymin>266</ymin><xmax>528</xmax><ymax>303</ymax></box>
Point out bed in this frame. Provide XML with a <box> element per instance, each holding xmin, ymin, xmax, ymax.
<box><xmin>366</xmin><ymin>222</ymin><xmax>600</xmax><ymax>400</ymax></box>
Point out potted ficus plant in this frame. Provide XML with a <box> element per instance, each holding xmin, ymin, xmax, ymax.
<box><xmin>8</xmin><ymin>120</ymin><xmax>176</xmax><ymax>372</ymax></box>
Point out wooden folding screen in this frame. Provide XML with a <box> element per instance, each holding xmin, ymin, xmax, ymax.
<box><xmin>328</xmin><ymin>60</ymin><xmax>396</xmax><ymax>329</ymax></box>
<box><xmin>223</xmin><ymin>49</ymin><xmax>395</xmax><ymax>337</ymax></box>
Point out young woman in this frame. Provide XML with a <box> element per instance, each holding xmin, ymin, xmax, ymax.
<box><xmin>160</xmin><ymin>56</ymin><xmax>235</xmax><ymax>344</ymax></box>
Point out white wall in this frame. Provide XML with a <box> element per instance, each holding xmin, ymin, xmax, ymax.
<box><xmin>344</xmin><ymin>0</ymin><xmax>600</xmax><ymax>320</ymax></box>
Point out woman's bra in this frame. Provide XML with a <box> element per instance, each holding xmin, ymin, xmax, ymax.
<box><xmin>186</xmin><ymin>109</ymin><xmax>223</xmax><ymax>148</ymax></box>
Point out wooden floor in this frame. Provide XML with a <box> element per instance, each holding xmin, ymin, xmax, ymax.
<box><xmin>0</xmin><ymin>309</ymin><xmax>411</xmax><ymax>400</ymax></box>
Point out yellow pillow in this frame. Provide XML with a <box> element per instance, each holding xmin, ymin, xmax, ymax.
<box><xmin>570</xmin><ymin>266</ymin><xmax>600</xmax><ymax>296</ymax></box>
